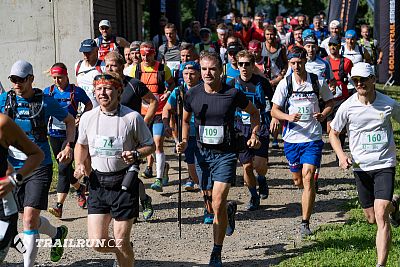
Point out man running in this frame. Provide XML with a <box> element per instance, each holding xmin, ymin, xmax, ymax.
<box><xmin>0</xmin><ymin>60</ymin><xmax>75</xmax><ymax>265</ymax></box>
<box><xmin>0</xmin><ymin>114</ymin><xmax>44</xmax><ymax>264</ymax></box>
<box><xmin>95</xmin><ymin>19</ymin><xmax>130</xmax><ymax>61</ymax></box>
<box><xmin>271</xmin><ymin>46</ymin><xmax>334</xmax><ymax>237</ymax></box>
<box><xmin>176</xmin><ymin>51</ymin><xmax>261</xmax><ymax>266</ymax></box>
<box><xmin>329</xmin><ymin>62</ymin><xmax>400</xmax><ymax>267</ymax></box>
<box><xmin>74</xmin><ymin>71</ymin><xmax>154</xmax><ymax>266</ymax></box>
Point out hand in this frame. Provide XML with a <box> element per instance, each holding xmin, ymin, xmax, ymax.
<box><xmin>74</xmin><ymin>163</ymin><xmax>87</xmax><ymax>179</ymax></box>
<box><xmin>164</xmin><ymin>125</ymin><xmax>173</xmax><ymax>138</ymax></box>
<box><xmin>313</xmin><ymin>113</ymin><xmax>326</xmax><ymax>122</ymax></box>
<box><xmin>338</xmin><ymin>155</ymin><xmax>352</xmax><ymax>170</ymax></box>
<box><xmin>159</xmin><ymin>92</ymin><xmax>170</xmax><ymax>102</ymax></box>
<box><xmin>176</xmin><ymin>140</ymin><xmax>187</xmax><ymax>154</ymax></box>
<box><xmin>329</xmin><ymin>85</ymin><xmax>336</xmax><ymax>95</ymax></box>
<box><xmin>377</xmin><ymin>58</ymin><xmax>382</xmax><ymax>64</ymax></box>
<box><xmin>247</xmin><ymin>135</ymin><xmax>261</xmax><ymax>149</ymax></box>
<box><xmin>121</xmin><ymin>151</ymin><xmax>138</xmax><ymax>164</ymax></box>
<box><xmin>269</xmin><ymin>118</ymin><xmax>280</xmax><ymax>135</ymax></box>
<box><xmin>57</xmin><ymin>146</ymin><xmax>73</xmax><ymax>164</ymax></box>
<box><xmin>287</xmin><ymin>113</ymin><xmax>301</xmax><ymax>122</ymax></box>
<box><xmin>0</xmin><ymin>176</ymin><xmax>16</xmax><ymax>198</ymax></box>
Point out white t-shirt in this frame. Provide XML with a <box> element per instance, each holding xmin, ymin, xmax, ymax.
<box><xmin>74</xmin><ymin>60</ymin><xmax>106</xmax><ymax>107</ymax></box>
<box><xmin>272</xmin><ymin>73</ymin><xmax>333</xmax><ymax>143</ymax></box>
<box><xmin>330</xmin><ymin>92</ymin><xmax>400</xmax><ymax>171</ymax></box>
<box><xmin>341</xmin><ymin>44</ymin><xmax>364</xmax><ymax>65</ymax></box>
<box><xmin>77</xmin><ymin>105</ymin><xmax>154</xmax><ymax>172</ymax></box>
<box><xmin>123</xmin><ymin>64</ymin><xmax>134</xmax><ymax>76</ymax></box>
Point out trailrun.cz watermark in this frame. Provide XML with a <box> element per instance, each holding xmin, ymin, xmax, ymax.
<box><xmin>36</xmin><ymin>238</ymin><xmax>123</xmax><ymax>248</ymax></box>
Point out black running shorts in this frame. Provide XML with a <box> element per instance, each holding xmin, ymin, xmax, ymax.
<box><xmin>353</xmin><ymin>167</ymin><xmax>395</xmax><ymax>209</ymax></box>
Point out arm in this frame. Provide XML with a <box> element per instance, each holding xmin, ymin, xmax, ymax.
<box><xmin>73</xmin><ymin>143</ymin><xmax>89</xmax><ymax>178</ymax></box>
<box><xmin>176</xmin><ymin>110</ymin><xmax>191</xmax><ymax>153</ymax></box>
<box><xmin>162</xmin><ymin>101</ymin><xmax>174</xmax><ymax>137</ymax></box>
<box><xmin>314</xmin><ymin>99</ymin><xmax>334</xmax><ymax>122</ymax></box>
<box><xmin>329</xmin><ymin>129</ymin><xmax>352</xmax><ymax>169</ymax></box>
<box><xmin>271</xmin><ymin>103</ymin><xmax>301</xmax><ymax>122</ymax></box>
<box><xmin>57</xmin><ymin>113</ymin><xmax>76</xmax><ymax>164</ymax></box>
<box><xmin>242</xmin><ymin>101</ymin><xmax>261</xmax><ymax>149</ymax></box>
<box><xmin>142</xmin><ymin>91</ymin><xmax>158</xmax><ymax>124</ymax></box>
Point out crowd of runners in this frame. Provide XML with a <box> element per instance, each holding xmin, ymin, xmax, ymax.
<box><xmin>0</xmin><ymin>9</ymin><xmax>399</xmax><ymax>267</ymax></box>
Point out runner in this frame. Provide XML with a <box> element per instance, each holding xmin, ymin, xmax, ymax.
<box><xmin>74</xmin><ymin>71</ymin><xmax>154</xmax><ymax>266</ymax></box>
<box><xmin>105</xmin><ymin>51</ymin><xmax>157</xmax><ymax>221</ymax></box>
<box><xmin>329</xmin><ymin>62</ymin><xmax>400</xmax><ymax>267</ymax></box>
<box><xmin>128</xmin><ymin>42</ymin><xmax>175</xmax><ymax>192</ymax></box>
<box><xmin>162</xmin><ymin>61</ymin><xmax>201</xmax><ymax>192</ymax></box>
<box><xmin>358</xmin><ymin>24</ymin><xmax>383</xmax><ymax>75</ymax></box>
<box><xmin>247</xmin><ymin>12</ymin><xmax>265</xmax><ymax>43</ymax></box>
<box><xmin>75</xmin><ymin>39</ymin><xmax>106</xmax><ymax>107</ymax></box>
<box><xmin>0</xmin><ymin>114</ymin><xmax>44</xmax><ymax>264</ymax></box>
<box><xmin>176</xmin><ymin>51</ymin><xmax>261</xmax><ymax>266</ymax></box>
<box><xmin>158</xmin><ymin>23</ymin><xmax>181</xmax><ymax>76</ymax></box>
<box><xmin>320</xmin><ymin>20</ymin><xmax>342</xmax><ymax>56</ymax></box>
<box><xmin>0</xmin><ymin>60</ymin><xmax>75</xmax><ymax>265</ymax></box>
<box><xmin>271</xmin><ymin>46</ymin><xmax>334</xmax><ymax>237</ymax></box>
<box><xmin>177</xmin><ymin>42</ymin><xmax>198</xmax><ymax>86</ymax></box>
<box><xmin>224</xmin><ymin>42</ymin><xmax>242</xmax><ymax>84</ymax></box>
<box><xmin>95</xmin><ymin>19</ymin><xmax>130</xmax><ymax>61</ymax></box>
<box><xmin>195</xmin><ymin>28</ymin><xmax>216</xmax><ymax>54</ymax></box>
<box><xmin>44</xmin><ymin>62</ymin><xmax>93</xmax><ymax>218</ymax></box>
<box><xmin>229</xmin><ymin>50</ymin><xmax>277</xmax><ymax>210</ymax></box>
<box><xmin>123</xmin><ymin>41</ymin><xmax>142</xmax><ymax>76</ymax></box>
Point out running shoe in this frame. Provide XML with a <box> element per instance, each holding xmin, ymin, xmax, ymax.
<box><xmin>77</xmin><ymin>184</ymin><xmax>87</xmax><ymax>209</ymax></box>
<box><xmin>48</xmin><ymin>204</ymin><xmax>63</xmax><ymax>219</ymax></box>
<box><xmin>226</xmin><ymin>201</ymin><xmax>237</xmax><ymax>236</ymax></box>
<box><xmin>141</xmin><ymin>166</ymin><xmax>153</xmax><ymax>179</ymax></box>
<box><xmin>204</xmin><ymin>209</ymin><xmax>214</xmax><ymax>224</ymax></box>
<box><xmin>150</xmin><ymin>179</ymin><xmax>163</xmax><ymax>192</ymax></box>
<box><xmin>389</xmin><ymin>194</ymin><xmax>400</xmax><ymax>228</ymax></box>
<box><xmin>258</xmin><ymin>176</ymin><xmax>269</xmax><ymax>200</ymax></box>
<box><xmin>246</xmin><ymin>196</ymin><xmax>260</xmax><ymax>211</ymax></box>
<box><xmin>162</xmin><ymin>163</ymin><xmax>170</xmax><ymax>186</ymax></box>
<box><xmin>208</xmin><ymin>251</ymin><xmax>222</xmax><ymax>267</ymax></box>
<box><xmin>300</xmin><ymin>222</ymin><xmax>312</xmax><ymax>238</ymax></box>
<box><xmin>271</xmin><ymin>140</ymin><xmax>279</xmax><ymax>149</ymax></box>
<box><xmin>50</xmin><ymin>225</ymin><xmax>68</xmax><ymax>262</ymax></box>
<box><xmin>184</xmin><ymin>179</ymin><xmax>195</xmax><ymax>191</ymax></box>
<box><xmin>141</xmin><ymin>195</ymin><xmax>154</xmax><ymax>221</ymax></box>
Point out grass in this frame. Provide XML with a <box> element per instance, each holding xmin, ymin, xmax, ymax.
<box><xmin>277</xmin><ymin>84</ymin><xmax>400</xmax><ymax>267</ymax></box>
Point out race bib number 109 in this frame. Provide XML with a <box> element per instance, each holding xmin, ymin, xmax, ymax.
<box><xmin>199</xmin><ymin>126</ymin><xmax>224</xmax><ymax>145</ymax></box>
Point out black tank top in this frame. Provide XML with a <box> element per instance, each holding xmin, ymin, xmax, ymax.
<box><xmin>0</xmin><ymin>145</ymin><xmax>8</xmax><ymax>177</ymax></box>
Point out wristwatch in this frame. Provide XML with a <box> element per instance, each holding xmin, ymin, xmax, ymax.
<box><xmin>132</xmin><ymin>150</ymin><xmax>142</xmax><ymax>161</ymax></box>
<box><xmin>10</xmin><ymin>172</ymin><xmax>23</xmax><ymax>186</ymax></box>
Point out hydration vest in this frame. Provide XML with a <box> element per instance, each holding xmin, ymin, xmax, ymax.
<box><xmin>49</xmin><ymin>84</ymin><xmax>78</xmax><ymax>113</ymax></box>
<box><xmin>325</xmin><ymin>56</ymin><xmax>348</xmax><ymax>84</ymax></box>
<box><xmin>134</xmin><ymin>62</ymin><xmax>166</xmax><ymax>95</ymax></box>
<box><xmin>359</xmin><ymin>38</ymin><xmax>378</xmax><ymax>64</ymax></box>
<box><xmin>75</xmin><ymin>60</ymin><xmax>103</xmax><ymax>76</ymax></box>
<box><xmin>4</xmin><ymin>89</ymin><xmax>47</xmax><ymax>142</ymax></box>
<box><xmin>97</xmin><ymin>35</ymin><xmax>119</xmax><ymax>61</ymax></box>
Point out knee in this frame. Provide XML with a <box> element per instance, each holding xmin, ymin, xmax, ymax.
<box><xmin>365</xmin><ymin>213</ymin><xmax>376</xmax><ymax>224</ymax></box>
<box><xmin>23</xmin><ymin>214</ymin><xmax>39</xmax><ymax>230</ymax></box>
<box><xmin>212</xmin><ymin>198</ymin><xmax>225</xmax><ymax>214</ymax></box>
<box><xmin>374</xmin><ymin>209</ymin><xmax>388</xmax><ymax>225</ymax></box>
<box><xmin>243</xmin><ymin>163</ymin><xmax>254</xmax><ymax>174</ymax></box>
<box><xmin>254</xmin><ymin>163</ymin><xmax>268</xmax><ymax>175</ymax></box>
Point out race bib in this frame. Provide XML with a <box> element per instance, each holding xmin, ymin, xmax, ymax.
<box><xmin>51</xmin><ymin>117</ymin><xmax>66</xmax><ymax>130</ymax></box>
<box><xmin>0</xmin><ymin>220</ymin><xmax>9</xmax><ymax>241</ymax></box>
<box><xmin>296</xmin><ymin>104</ymin><xmax>314</xmax><ymax>121</ymax></box>
<box><xmin>9</xmin><ymin>146</ymin><xmax>27</xmax><ymax>160</ymax></box>
<box><xmin>199</xmin><ymin>126</ymin><xmax>224</xmax><ymax>144</ymax></box>
<box><xmin>361</xmin><ymin>131</ymin><xmax>388</xmax><ymax>152</ymax></box>
<box><xmin>94</xmin><ymin>135</ymin><xmax>124</xmax><ymax>157</ymax></box>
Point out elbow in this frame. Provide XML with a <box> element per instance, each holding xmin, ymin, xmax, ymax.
<box><xmin>150</xmin><ymin>143</ymin><xmax>156</xmax><ymax>154</ymax></box>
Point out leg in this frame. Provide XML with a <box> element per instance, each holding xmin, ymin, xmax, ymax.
<box><xmin>113</xmin><ymin>219</ymin><xmax>135</xmax><ymax>267</ymax></box>
<box><xmin>87</xmin><ymin>214</ymin><xmax>117</xmax><ymax>254</ymax></box>
<box><xmin>374</xmin><ymin>199</ymin><xmax>394</xmax><ymax>266</ymax></box>
<box><xmin>212</xmin><ymin>181</ymin><xmax>230</xmax><ymax>245</ymax></box>
<box><xmin>301</xmin><ymin>164</ymin><xmax>317</xmax><ymax>221</ymax></box>
<box><xmin>291</xmin><ymin>171</ymin><xmax>303</xmax><ymax>188</ymax></box>
<box><xmin>22</xmin><ymin>207</ymin><xmax>41</xmax><ymax>267</ymax></box>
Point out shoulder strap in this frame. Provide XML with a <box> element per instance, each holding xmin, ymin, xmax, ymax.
<box><xmin>69</xmin><ymin>84</ymin><xmax>78</xmax><ymax>112</ymax></box>
<box><xmin>75</xmin><ymin>60</ymin><xmax>83</xmax><ymax>76</ymax></box>
<box><xmin>157</xmin><ymin>62</ymin><xmax>166</xmax><ymax>93</ymax></box>
<box><xmin>339</xmin><ymin>57</ymin><xmax>347</xmax><ymax>83</ymax></box>
<box><xmin>309</xmin><ymin>73</ymin><xmax>320</xmax><ymax>99</ymax></box>
<box><xmin>340</xmin><ymin>45</ymin><xmax>344</xmax><ymax>56</ymax></box>
<box><xmin>97</xmin><ymin>35</ymin><xmax>103</xmax><ymax>46</ymax></box>
<box><xmin>283</xmin><ymin>74</ymin><xmax>293</xmax><ymax>113</ymax></box>
<box><xmin>49</xmin><ymin>84</ymin><xmax>56</xmax><ymax>96</ymax></box>
<box><xmin>4</xmin><ymin>90</ymin><xmax>17</xmax><ymax>119</ymax></box>
<box><xmin>358</xmin><ymin>44</ymin><xmax>364</xmax><ymax>60</ymax></box>
<box><xmin>135</xmin><ymin>63</ymin><xmax>142</xmax><ymax>80</ymax></box>
<box><xmin>95</xmin><ymin>60</ymin><xmax>103</xmax><ymax>73</ymax></box>
<box><xmin>200</xmin><ymin>43</ymin><xmax>205</xmax><ymax>52</ymax></box>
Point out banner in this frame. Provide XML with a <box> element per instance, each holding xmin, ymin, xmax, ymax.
<box><xmin>328</xmin><ymin>0</ymin><xmax>359</xmax><ymax>31</ymax></box>
<box><xmin>196</xmin><ymin>0</ymin><xmax>217</xmax><ymax>27</ymax></box>
<box><xmin>376</xmin><ymin>0</ymin><xmax>400</xmax><ymax>84</ymax></box>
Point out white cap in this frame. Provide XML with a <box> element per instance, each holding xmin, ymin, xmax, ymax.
<box><xmin>99</xmin><ymin>20</ymin><xmax>111</xmax><ymax>28</ymax></box>
<box><xmin>329</xmin><ymin>20</ymin><xmax>341</xmax><ymax>28</ymax></box>
<box><xmin>351</xmin><ymin>62</ymin><xmax>374</xmax><ymax>78</ymax></box>
<box><xmin>9</xmin><ymin>60</ymin><xmax>33</xmax><ymax>78</ymax></box>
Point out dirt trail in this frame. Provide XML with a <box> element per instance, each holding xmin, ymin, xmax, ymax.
<box><xmin>5</xmin><ymin>138</ymin><xmax>355</xmax><ymax>266</ymax></box>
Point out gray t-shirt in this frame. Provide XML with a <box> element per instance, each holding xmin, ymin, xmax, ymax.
<box><xmin>77</xmin><ymin>105</ymin><xmax>153</xmax><ymax>172</ymax></box>
<box><xmin>330</xmin><ymin>92</ymin><xmax>400</xmax><ymax>171</ymax></box>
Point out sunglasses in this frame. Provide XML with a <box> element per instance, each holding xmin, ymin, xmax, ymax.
<box><xmin>352</xmin><ymin>76</ymin><xmax>371</xmax><ymax>84</ymax></box>
<box><xmin>238</xmin><ymin>62</ymin><xmax>251</xmax><ymax>67</ymax></box>
<box><xmin>94</xmin><ymin>74</ymin><xmax>115</xmax><ymax>81</ymax></box>
<box><xmin>9</xmin><ymin>75</ymin><xmax>29</xmax><ymax>84</ymax></box>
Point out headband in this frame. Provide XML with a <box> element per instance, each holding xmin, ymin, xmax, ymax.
<box><xmin>50</xmin><ymin>67</ymin><xmax>68</xmax><ymax>76</ymax></box>
<box><xmin>217</xmin><ymin>29</ymin><xmax>226</xmax><ymax>34</ymax></box>
<box><xmin>287</xmin><ymin>52</ymin><xmax>306</xmax><ymax>60</ymax></box>
<box><xmin>140</xmin><ymin>47</ymin><xmax>155</xmax><ymax>55</ymax></box>
<box><xmin>93</xmin><ymin>74</ymin><xmax>122</xmax><ymax>89</ymax></box>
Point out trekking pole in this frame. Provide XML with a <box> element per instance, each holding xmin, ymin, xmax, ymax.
<box><xmin>176</xmin><ymin>86</ymin><xmax>184</xmax><ymax>238</ymax></box>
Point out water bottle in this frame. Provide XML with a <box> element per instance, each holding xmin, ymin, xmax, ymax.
<box><xmin>121</xmin><ymin>165</ymin><xmax>139</xmax><ymax>191</ymax></box>
<box><xmin>0</xmin><ymin>176</ymin><xmax>18</xmax><ymax>217</ymax></box>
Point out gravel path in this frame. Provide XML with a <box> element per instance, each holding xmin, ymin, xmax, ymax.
<box><xmin>5</xmin><ymin>138</ymin><xmax>355</xmax><ymax>266</ymax></box>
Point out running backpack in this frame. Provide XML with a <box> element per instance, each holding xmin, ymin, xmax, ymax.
<box><xmin>325</xmin><ymin>56</ymin><xmax>348</xmax><ymax>84</ymax></box>
<box><xmin>49</xmin><ymin>84</ymin><xmax>78</xmax><ymax>113</ymax></box>
<box><xmin>4</xmin><ymin>88</ymin><xmax>47</xmax><ymax>142</ymax></box>
<box><xmin>75</xmin><ymin>60</ymin><xmax>103</xmax><ymax>76</ymax></box>
<box><xmin>283</xmin><ymin>73</ymin><xmax>320</xmax><ymax>113</ymax></box>
<box><xmin>341</xmin><ymin>44</ymin><xmax>365</xmax><ymax>61</ymax></box>
<box><xmin>134</xmin><ymin>62</ymin><xmax>166</xmax><ymax>94</ymax></box>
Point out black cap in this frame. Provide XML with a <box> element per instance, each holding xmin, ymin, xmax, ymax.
<box><xmin>328</xmin><ymin>36</ymin><xmax>341</xmax><ymax>45</ymax></box>
<box><xmin>227</xmin><ymin>42</ymin><xmax>242</xmax><ymax>54</ymax></box>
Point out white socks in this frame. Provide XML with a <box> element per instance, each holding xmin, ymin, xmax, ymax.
<box><xmin>38</xmin><ymin>216</ymin><xmax>57</xmax><ymax>238</ymax></box>
<box><xmin>156</xmin><ymin>152</ymin><xmax>165</xmax><ymax>179</ymax></box>
<box><xmin>23</xmin><ymin>230</ymin><xmax>39</xmax><ymax>267</ymax></box>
